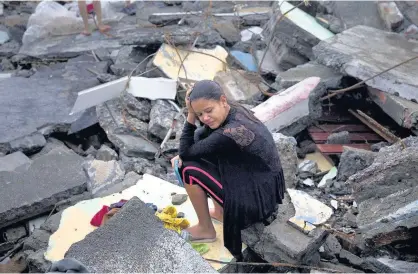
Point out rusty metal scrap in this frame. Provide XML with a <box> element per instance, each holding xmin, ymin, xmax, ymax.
<box><xmin>348</xmin><ymin>109</ymin><xmax>400</xmax><ymax>144</ymax></box>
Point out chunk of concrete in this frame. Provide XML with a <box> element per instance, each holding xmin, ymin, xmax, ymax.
<box><xmin>0</xmin><ymin>151</ymin><xmax>32</xmax><ymax>172</ymax></box>
<box><xmin>356</xmin><ymin>186</ymin><xmax>418</xmax><ymax>247</ymax></box>
<box><xmin>214</xmin><ymin>20</ymin><xmax>240</xmax><ymax>46</ymax></box>
<box><xmin>367</xmin><ymin>257</ymin><xmax>418</xmax><ymax>273</ymax></box>
<box><xmin>0</xmin><ymin>148</ymin><xmax>87</xmax><ymax>229</ymax></box>
<box><xmin>263</xmin><ymin>36</ymin><xmax>308</xmax><ymax>70</ymax></box>
<box><xmin>255</xmin><ymin>49</ymin><xmax>284</xmax><ymax>76</ymax></box>
<box><xmin>377</xmin><ymin>1</ymin><xmax>404</xmax><ymax>31</ymax></box>
<box><xmin>96</xmin><ymin>144</ymin><xmax>118</xmax><ymax>161</ymax></box>
<box><xmin>313</xmin><ymin>26</ymin><xmax>418</xmax><ymax>101</ymax></box>
<box><xmin>253</xmin><ymin>77</ymin><xmax>326</xmax><ymax>136</ymax></box>
<box><xmin>368</xmin><ymin>87</ymin><xmax>418</xmax><ymax>131</ymax></box>
<box><xmin>272</xmin><ymin>133</ymin><xmax>298</xmax><ymax>189</ymax></box>
<box><xmin>326</xmin><ymin>131</ymin><xmax>350</xmax><ymax>144</ymax></box>
<box><xmin>348</xmin><ymin>137</ymin><xmax>418</xmax><ymax>203</ymax></box>
<box><xmin>110</xmin><ymin>134</ymin><xmax>157</xmax><ymax>160</ymax></box>
<box><xmin>240</xmin><ymin>27</ymin><xmax>263</xmax><ymax>42</ymax></box>
<box><xmin>4</xmin><ymin>226</ymin><xmax>27</xmax><ymax>241</ymax></box>
<box><xmin>214</xmin><ymin>70</ymin><xmax>268</xmax><ymax>103</ymax></box>
<box><xmin>298</xmin><ymin>160</ymin><xmax>318</xmax><ymax>174</ymax></box>
<box><xmin>242</xmin><ymin>193</ymin><xmax>328</xmax><ymax>265</ymax></box>
<box><xmin>83</xmin><ymin>159</ymin><xmax>125</xmax><ymax>197</ymax></box>
<box><xmin>9</xmin><ymin>132</ymin><xmax>46</xmax><ymax>154</ymax></box>
<box><xmin>264</xmin><ymin>1</ymin><xmax>334</xmax><ymax>60</ymax></box>
<box><xmin>337</xmin><ymin>147</ymin><xmax>377</xmax><ymax>182</ymax></box>
<box><xmin>275</xmin><ymin>62</ymin><xmax>342</xmax><ymax>90</ymax></box>
<box><xmin>119</xmin><ymin>152</ymin><xmax>157</xmax><ymax>174</ymax></box>
<box><xmin>148</xmin><ymin>100</ymin><xmax>183</xmax><ymax>141</ymax></box>
<box><xmin>318</xmin><ymin>167</ymin><xmax>337</xmax><ymax>188</ymax></box>
<box><xmin>65</xmin><ymin>197</ymin><xmax>216</xmax><ymax>273</ymax></box>
<box><xmin>93</xmin><ymin>171</ymin><xmax>141</xmax><ymax>198</ymax></box>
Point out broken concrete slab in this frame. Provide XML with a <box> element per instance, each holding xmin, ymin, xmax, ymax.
<box><xmin>377</xmin><ymin>1</ymin><xmax>404</xmax><ymax>31</ymax></box>
<box><xmin>255</xmin><ymin>49</ymin><xmax>283</xmax><ymax>75</ymax></box>
<box><xmin>253</xmin><ymin>77</ymin><xmax>326</xmax><ymax>136</ymax></box>
<box><xmin>65</xmin><ymin>197</ymin><xmax>216</xmax><ymax>272</ymax></box>
<box><xmin>317</xmin><ymin>1</ymin><xmax>385</xmax><ymax>31</ymax></box>
<box><xmin>148</xmin><ymin>100</ymin><xmax>183</xmax><ymax>141</ymax></box>
<box><xmin>348</xmin><ymin>136</ymin><xmax>418</xmax><ymax>203</ymax></box>
<box><xmin>242</xmin><ymin>192</ymin><xmax>328</xmax><ymax>265</ymax></box>
<box><xmin>0</xmin><ymin>151</ymin><xmax>32</xmax><ymax>172</ymax></box>
<box><xmin>356</xmin><ymin>186</ymin><xmax>418</xmax><ymax>247</ymax></box>
<box><xmin>111</xmin><ymin>134</ymin><xmax>158</xmax><ymax>160</ymax></box>
<box><xmin>119</xmin><ymin>152</ymin><xmax>157</xmax><ymax>174</ymax></box>
<box><xmin>275</xmin><ymin>62</ymin><xmax>342</xmax><ymax>90</ymax></box>
<box><xmin>152</xmin><ymin>43</ymin><xmax>228</xmax><ymax>83</ymax></box>
<box><xmin>0</xmin><ymin>147</ymin><xmax>88</xmax><ymax>229</ymax></box>
<box><xmin>214</xmin><ymin>70</ymin><xmax>268</xmax><ymax>103</ymax></box>
<box><xmin>4</xmin><ymin>226</ymin><xmax>26</xmax><ymax>241</ymax></box>
<box><xmin>264</xmin><ymin>0</ymin><xmax>334</xmax><ymax>60</ymax></box>
<box><xmin>70</xmin><ymin>76</ymin><xmax>176</xmax><ymax>115</ymax></box>
<box><xmin>83</xmin><ymin>159</ymin><xmax>125</xmax><ymax>197</ymax></box>
<box><xmin>9</xmin><ymin>132</ymin><xmax>46</xmax><ymax>154</ymax></box>
<box><xmin>367</xmin><ymin>257</ymin><xmax>418</xmax><ymax>273</ymax></box>
<box><xmin>272</xmin><ymin>133</ymin><xmax>298</xmax><ymax>189</ymax></box>
<box><xmin>313</xmin><ymin>26</ymin><xmax>418</xmax><ymax>101</ymax></box>
<box><xmin>368</xmin><ymin>87</ymin><xmax>418</xmax><ymax>132</ymax></box>
<box><xmin>337</xmin><ymin>147</ymin><xmax>377</xmax><ymax>182</ymax></box>
<box><xmin>214</xmin><ymin>20</ymin><xmax>240</xmax><ymax>46</ymax></box>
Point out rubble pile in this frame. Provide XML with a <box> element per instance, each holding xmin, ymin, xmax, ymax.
<box><xmin>1</xmin><ymin>0</ymin><xmax>418</xmax><ymax>273</ymax></box>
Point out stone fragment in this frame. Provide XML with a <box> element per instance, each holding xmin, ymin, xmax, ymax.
<box><xmin>242</xmin><ymin>193</ymin><xmax>328</xmax><ymax>265</ymax></box>
<box><xmin>366</xmin><ymin>257</ymin><xmax>418</xmax><ymax>273</ymax></box>
<box><xmin>337</xmin><ymin>147</ymin><xmax>376</xmax><ymax>182</ymax></box>
<box><xmin>264</xmin><ymin>36</ymin><xmax>308</xmax><ymax>70</ymax></box>
<box><xmin>214</xmin><ymin>70</ymin><xmax>268</xmax><ymax>103</ymax></box>
<box><xmin>65</xmin><ymin>197</ymin><xmax>216</xmax><ymax>272</ymax></box>
<box><xmin>26</xmin><ymin>249</ymin><xmax>51</xmax><ymax>273</ymax></box>
<box><xmin>323</xmin><ymin>235</ymin><xmax>342</xmax><ymax>258</ymax></box>
<box><xmin>318</xmin><ymin>261</ymin><xmax>363</xmax><ymax>273</ymax></box>
<box><xmin>298</xmin><ymin>160</ymin><xmax>318</xmax><ymax>174</ymax></box>
<box><xmin>302</xmin><ymin>178</ymin><xmax>314</xmax><ymax>187</ymax></box>
<box><xmin>313</xmin><ymin>26</ymin><xmax>418</xmax><ymax>101</ymax></box>
<box><xmin>318</xmin><ymin>167</ymin><xmax>337</xmax><ymax>188</ymax></box>
<box><xmin>4</xmin><ymin>226</ymin><xmax>27</xmax><ymax>242</ymax></box>
<box><xmin>315</xmin><ymin>14</ymin><xmax>344</xmax><ymax>34</ymax></box>
<box><xmin>272</xmin><ymin>133</ymin><xmax>298</xmax><ymax>189</ymax></box>
<box><xmin>377</xmin><ymin>1</ymin><xmax>404</xmax><ymax>31</ymax></box>
<box><xmin>83</xmin><ymin>159</ymin><xmax>125</xmax><ymax>197</ymax></box>
<box><xmin>214</xmin><ymin>20</ymin><xmax>240</xmax><ymax>46</ymax></box>
<box><xmin>275</xmin><ymin>62</ymin><xmax>342</xmax><ymax>90</ymax></box>
<box><xmin>330</xmin><ymin>200</ymin><xmax>338</xmax><ymax>210</ymax></box>
<box><xmin>23</xmin><ymin>229</ymin><xmax>50</xmax><ymax>252</ymax></box>
<box><xmin>253</xmin><ymin>77</ymin><xmax>326</xmax><ymax>136</ymax></box>
<box><xmin>326</xmin><ymin>131</ymin><xmax>349</xmax><ymax>144</ymax></box>
<box><xmin>338</xmin><ymin>249</ymin><xmax>364</xmax><ymax>269</ymax></box>
<box><xmin>93</xmin><ymin>171</ymin><xmax>141</xmax><ymax>198</ymax></box>
<box><xmin>342</xmin><ymin>212</ymin><xmax>357</xmax><ymax>228</ymax></box>
<box><xmin>148</xmin><ymin>100</ymin><xmax>182</xmax><ymax>141</ymax></box>
<box><xmin>0</xmin><ymin>148</ymin><xmax>87</xmax><ymax>229</ymax></box>
<box><xmin>370</xmin><ymin>141</ymin><xmax>389</xmax><ymax>152</ymax></box>
<box><xmin>172</xmin><ymin>194</ymin><xmax>188</xmax><ymax>205</ymax></box>
<box><xmin>96</xmin><ymin>144</ymin><xmax>118</xmax><ymax>161</ymax></box>
<box><xmin>0</xmin><ymin>40</ymin><xmax>20</xmax><ymax>58</ymax></box>
<box><xmin>119</xmin><ymin>152</ymin><xmax>156</xmax><ymax>174</ymax></box>
<box><xmin>0</xmin><ymin>31</ymin><xmax>10</xmax><ymax>44</ymax></box>
<box><xmin>0</xmin><ymin>151</ymin><xmax>32</xmax><ymax>172</ymax></box>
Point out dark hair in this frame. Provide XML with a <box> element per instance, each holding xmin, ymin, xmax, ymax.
<box><xmin>189</xmin><ymin>80</ymin><xmax>260</xmax><ymax>124</ymax></box>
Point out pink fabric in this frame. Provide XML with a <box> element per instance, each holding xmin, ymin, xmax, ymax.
<box><xmin>190</xmin><ymin>175</ymin><xmax>223</xmax><ymax>204</ymax></box>
<box><xmin>182</xmin><ymin>166</ymin><xmax>223</xmax><ymax>189</ymax></box>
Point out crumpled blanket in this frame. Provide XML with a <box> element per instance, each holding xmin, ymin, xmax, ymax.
<box><xmin>48</xmin><ymin>258</ymin><xmax>89</xmax><ymax>273</ymax></box>
<box><xmin>155</xmin><ymin>206</ymin><xmax>190</xmax><ymax>234</ymax></box>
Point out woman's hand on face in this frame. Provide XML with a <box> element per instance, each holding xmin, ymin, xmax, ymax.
<box><xmin>170</xmin><ymin>155</ymin><xmax>182</xmax><ymax>168</ymax></box>
<box><xmin>185</xmin><ymin>87</ymin><xmax>192</xmax><ymax>111</ymax></box>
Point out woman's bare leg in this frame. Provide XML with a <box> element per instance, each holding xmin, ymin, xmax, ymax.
<box><xmin>93</xmin><ymin>0</ymin><xmax>110</xmax><ymax>32</ymax></box>
<box><xmin>78</xmin><ymin>1</ymin><xmax>91</xmax><ymax>35</ymax></box>
<box><xmin>209</xmin><ymin>198</ymin><xmax>224</xmax><ymax>222</ymax></box>
<box><xmin>184</xmin><ymin>184</ymin><xmax>216</xmax><ymax>239</ymax></box>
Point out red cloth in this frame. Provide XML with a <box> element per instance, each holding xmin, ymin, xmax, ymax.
<box><xmin>87</xmin><ymin>3</ymin><xmax>94</xmax><ymax>14</ymax></box>
<box><xmin>90</xmin><ymin>205</ymin><xmax>109</xmax><ymax>227</ymax></box>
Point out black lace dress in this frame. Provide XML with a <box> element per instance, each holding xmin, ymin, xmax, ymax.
<box><xmin>179</xmin><ymin>106</ymin><xmax>285</xmax><ymax>257</ymax></box>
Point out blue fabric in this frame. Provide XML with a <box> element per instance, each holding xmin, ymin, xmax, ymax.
<box><xmin>174</xmin><ymin>159</ymin><xmax>184</xmax><ymax>187</ymax></box>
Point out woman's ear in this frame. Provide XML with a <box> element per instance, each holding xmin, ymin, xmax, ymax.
<box><xmin>220</xmin><ymin>95</ymin><xmax>228</xmax><ymax>107</ymax></box>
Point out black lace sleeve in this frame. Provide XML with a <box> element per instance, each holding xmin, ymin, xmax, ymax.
<box><xmin>179</xmin><ymin>122</ymin><xmax>237</xmax><ymax>160</ymax></box>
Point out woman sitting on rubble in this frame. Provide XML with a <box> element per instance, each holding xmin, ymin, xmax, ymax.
<box><xmin>171</xmin><ymin>80</ymin><xmax>285</xmax><ymax>260</ymax></box>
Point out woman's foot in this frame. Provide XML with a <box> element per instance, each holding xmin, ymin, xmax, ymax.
<box><xmin>185</xmin><ymin>223</ymin><xmax>216</xmax><ymax>242</ymax></box>
<box><xmin>81</xmin><ymin>29</ymin><xmax>91</xmax><ymax>36</ymax></box>
<box><xmin>209</xmin><ymin>207</ymin><xmax>223</xmax><ymax>223</ymax></box>
<box><xmin>98</xmin><ymin>24</ymin><xmax>111</xmax><ymax>33</ymax></box>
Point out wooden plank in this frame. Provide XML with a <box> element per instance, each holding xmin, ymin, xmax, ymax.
<box><xmin>310</xmin><ymin>132</ymin><xmax>382</xmax><ymax>143</ymax></box>
<box><xmin>308</xmin><ymin>124</ymin><xmax>370</xmax><ymax>133</ymax></box>
<box><xmin>317</xmin><ymin>144</ymin><xmax>372</xmax><ymax>154</ymax></box>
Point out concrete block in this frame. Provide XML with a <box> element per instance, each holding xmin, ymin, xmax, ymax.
<box><xmin>275</xmin><ymin>62</ymin><xmax>342</xmax><ymax>90</ymax></box>
<box><xmin>272</xmin><ymin>133</ymin><xmax>298</xmax><ymax>189</ymax></box>
<box><xmin>65</xmin><ymin>197</ymin><xmax>216</xmax><ymax>273</ymax></box>
<box><xmin>337</xmin><ymin>147</ymin><xmax>377</xmax><ymax>182</ymax></box>
<box><xmin>214</xmin><ymin>70</ymin><xmax>268</xmax><ymax>103</ymax></box>
<box><xmin>0</xmin><ymin>151</ymin><xmax>32</xmax><ymax>172</ymax></box>
<box><xmin>313</xmin><ymin>26</ymin><xmax>418</xmax><ymax>101</ymax></box>
<box><xmin>0</xmin><ymin>148</ymin><xmax>88</xmax><ymax>229</ymax></box>
<box><xmin>253</xmin><ymin>77</ymin><xmax>326</xmax><ymax>136</ymax></box>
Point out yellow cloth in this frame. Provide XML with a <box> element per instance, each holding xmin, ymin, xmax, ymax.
<box><xmin>155</xmin><ymin>206</ymin><xmax>190</xmax><ymax>234</ymax></box>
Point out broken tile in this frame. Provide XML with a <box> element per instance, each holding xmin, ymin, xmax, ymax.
<box><xmin>229</xmin><ymin>50</ymin><xmax>258</xmax><ymax>72</ymax></box>
<box><xmin>330</xmin><ymin>200</ymin><xmax>338</xmax><ymax>210</ymax></box>
<box><xmin>253</xmin><ymin>77</ymin><xmax>326</xmax><ymax>136</ymax></box>
<box><xmin>287</xmin><ymin>189</ymin><xmax>333</xmax><ymax>225</ymax></box>
<box><xmin>214</xmin><ymin>70</ymin><xmax>267</xmax><ymax>103</ymax></box>
<box><xmin>318</xmin><ymin>167</ymin><xmax>337</xmax><ymax>188</ymax></box>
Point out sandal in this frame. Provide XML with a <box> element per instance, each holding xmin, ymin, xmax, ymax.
<box><xmin>180</xmin><ymin>230</ymin><xmax>216</xmax><ymax>243</ymax></box>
